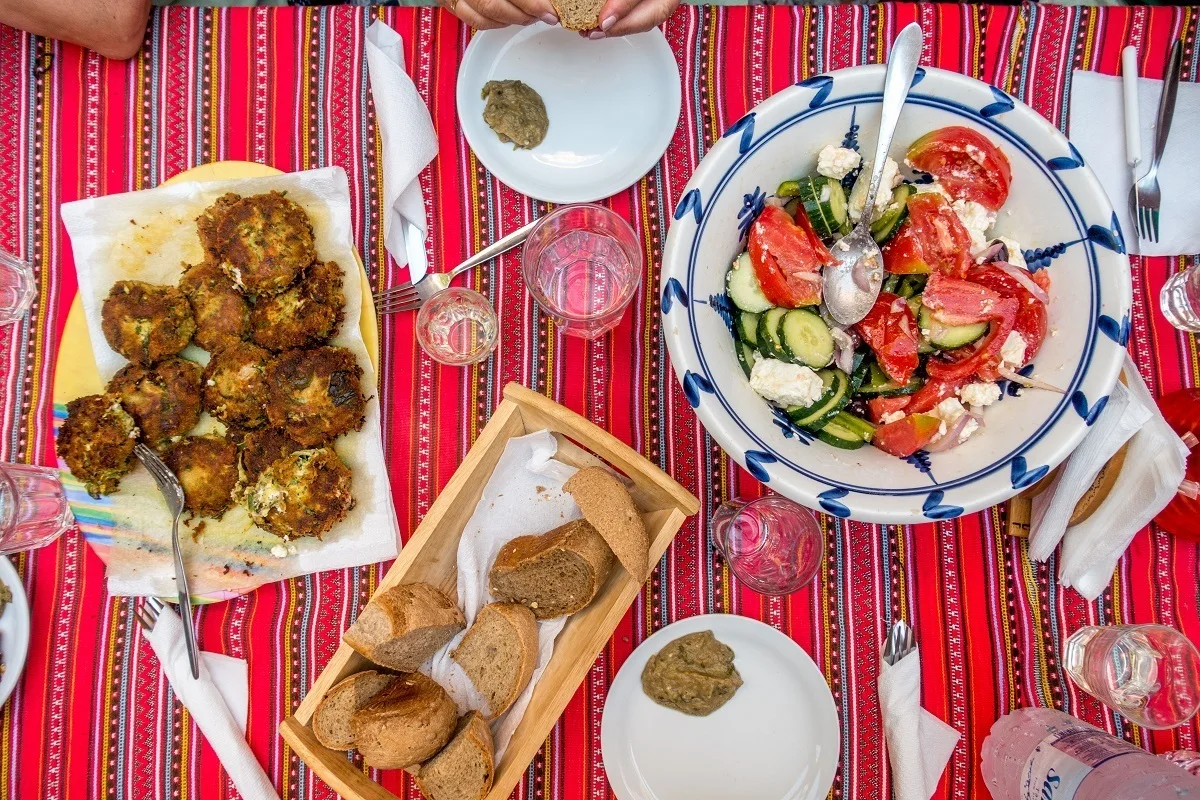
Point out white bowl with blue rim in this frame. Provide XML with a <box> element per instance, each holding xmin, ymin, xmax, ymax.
<box><xmin>660</xmin><ymin>65</ymin><xmax>1132</xmax><ymax>524</ymax></box>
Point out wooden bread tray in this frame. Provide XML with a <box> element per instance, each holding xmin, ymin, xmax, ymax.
<box><xmin>279</xmin><ymin>382</ymin><xmax>700</xmax><ymax>800</ymax></box>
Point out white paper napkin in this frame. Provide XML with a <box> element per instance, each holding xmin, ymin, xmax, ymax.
<box><xmin>1029</xmin><ymin>355</ymin><xmax>1189</xmax><ymax>600</ymax></box>
<box><xmin>1068</xmin><ymin>70</ymin><xmax>1200</xmax><ymax>256</ymax></box>
<box><xmin>878</xmin><ymin>645</ymin><xmax>960</xmax><ymax>800</ymax></box>
<box><xmin>425</xmin><ymin>430</ymin><xmax>581</xmax><ymax>762</ymax></box>
<box><xmin>365</xmin><ymin>20</ymin><xmax>439</xmax><ymax>282</ymax></box>
<box><xmin>144</xmin><ymin>605</ymin><xmax>280</xmax><ymax>800</ymax></box>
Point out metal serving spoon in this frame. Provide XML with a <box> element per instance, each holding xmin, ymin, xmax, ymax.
<box><xmin>822</xmin><ymin>23</ymin><xmax>924</xmax><ymax>326</ymax></box>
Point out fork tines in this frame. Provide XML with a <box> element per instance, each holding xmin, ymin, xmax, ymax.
<box><xmin>1138</xmin><ymin>205</ymin><xmax>1160</xmax><ymax>243</ymax></box>
<box><xmin>374</xmin><ymin>282</ymin><xmax>419</xmax><ymax>303</ymax></box>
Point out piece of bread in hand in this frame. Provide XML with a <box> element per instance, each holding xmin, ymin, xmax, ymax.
<box><xmin>552</xmin><ymin>0</ymin><xmax>604</xmax><ymax>31</ymax></box>
<box><xmin>564</xmin><ymin>467</ymin><xmax>650</xmax><ymax>581</ymax></box>
<box><xmin>489</xmin><ymin>519</ymin><xmax>614</xmax><ymax>620</ymax></box>
<box><xmin>350</xmin><ymin>672</ymin><xmax>458</xmax><ymax>769</ymax></box>
<box><xmin>451</xmin><ymin>602</ymin><xmax>538</xmax><ymax>720</ymax></box>
<box><xmin>416</xmin><ymin>711</ymin><xmax>496</xmax><ymax>800</ymax></box>
<box><xmin>344</xmin><ymin>582</ymin><xmax>466</xmax><ymax>672</ymax></box>
<box><xmin>312</xmin><ymin>670</ymin><xmax>395</xmax><ymax>751</ymax></box>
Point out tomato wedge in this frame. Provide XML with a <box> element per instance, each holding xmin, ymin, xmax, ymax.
<box><xmin>867</xmin><ymin>395</ymin><xmax>913</xmax><ymax>424</ymax></box>
<box><xmin>968</xmin><ymin>265</ymin><xmax>1049</xmax><ymax>364</ymax></box>
<box><xmin>748</xmin><ymin>205</ymin><xmax>828</xmax><ymax>307</ymax></box>
<box><xmin>855</xmin><ymin>292</ymin><xmax>921</xmax><ymax>384</ymax></box>
<box><xmin>926</xmin><ymin>297</ymin><xmax>1018</xmax><ymax>381</ymax></box>
<box><xmin>922</xmin><ymin>273</ymin><xmax>1007</xmax><ymax>326</ymax></box>
<box><xmin>882</xmin><ymin>193</ymin><xmax>974</xmax><ymax>278</ymax></box>
<box><xmin>906</xmin><ymin>376</ymin><xmax>970</xmax><ymax>414</ymax></box>
<box><xmin>794</xmin><ymin>205</ymin><xmax>836</xmax><ymax>266</ymax></box>
<box><xmin>907</xmin><ymin>126</ymin><xmax>1012</xmax><ymax>210</ymax></box>
<box><xmin>872</xmin><ymin>414</ymin><xmax>943</xmax><ymax>458</ymax></box>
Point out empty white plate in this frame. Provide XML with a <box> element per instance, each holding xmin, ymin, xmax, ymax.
<box><xmin>602</xmin><ymin>614</ymin><xmax>840</xmax><ymax>800</ymax></box>
<box><xmin>456</xmin><ymin>24</ymin><xmax>681</xmax><ymax>203</ymax></box>
<box><xmin>0</xmin><ymin>557</ymin><xmax>29</xmax><ymax>708</ymax></box>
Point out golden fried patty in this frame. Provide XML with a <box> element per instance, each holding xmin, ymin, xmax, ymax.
<box><xmin>57</xmin><ymin>393</ymin><xmax>138</xmax><ymax>498</ymax></box>
<box><xmin>196</xmin><ymin>191</ymin><xmax>316</xmax><ymax>296</ymax></box>
<box><xmin>202</xmin><ymin>341</ymin><xmax>272</xmax><ymax>429</ymax></box>
<box><xmin>265</xmin><ymin>346</ymin><xmax>365</xmax><ymax>447</ymax></box>
<box><xmin>235</xmin><ymin>427</ymin><xmax>302</xmax><ymax>488</ymax></box>
<box><xmin>106</xmin><ymin>357</ymin><xmax>202</xmax><ymax>447</ymax></box>
<box><xmin>249</xmin><ymin>259</ymin><xmax>345</xmax><ymax>352</ymax></box>
<box><xmin>100</xmin><ymin>281</ymin><xmax>196</xmax><ymax>366</ymax></box>
<box><xmin>246</xmin><ymin>447</ymin><xmax>354</xmax><ymax>538</ymax></box>
<box><xmin>164</xmin><ymin>435</ymin><xmax>239</xmax><ymax>518</ymax></box>
<box><xmin>179</xmin><ymin>262</ymin><xmax>250</xmax><ymax>352</ymax></box>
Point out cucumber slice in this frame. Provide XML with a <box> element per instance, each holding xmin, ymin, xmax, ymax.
<box><xmin>790</xmin><ymin>369</ymin><xmax>851</xmax><ymax>430</ymax></box>
<box><xmin>736</xmin><ymin>311</ymin><xmax>761</xmax><ymax>346</ymax></box>
<box><xmin>777</xmin><ymin>179</ymin><xmax>803</xmax><ymax>198</ymax></box>
<box><xmin>727</xmin><ymin>252</ymin><xmax>774</xmax><ymax>313</ymax></box>
<box><xmin>779</xmin><ymin>309</ymin><xmax>834</xmax><ymax>369</ymax></box>
<box><xmin>896</xmin><ymin>274</ymin><xmax>927</xmax><ymax>299</ymax></box>
<box><xmin>794</xmin><ymin>176</ymin><xmax>849</xmax><ymax>239</ymax></box>
<box><xmin>736</xmin><ymin>341</ymin><xmax>758</xmax><ymax>378</ymax></box>
<box><xmin>917</xmin><ymin>304</ymin><xmax>989</xmax><ymax>349</ymax></box>
<box><xmin>835</xmin><ymin>411</ymin><xmax>877</xmax><ymax>441</ymax></box>
<box><xmin>882</xmin><ymin>274</ymin><xmax>902</xmax><ymax>295</ymax></box>
<box><xmin>850</xmin><ymin>357</ymin><xmax>871</xmax><ymax>394</ymax></box>
<box><xmin>756</xmin><ymin>307</ymin><xmax>790</xmax><ymax>361</ymax></box>
<box><xmin>870</xmin><ymin>184</ymin><xmax>915</xmax><ymax>244</ymax></box>
<box><xmin>857</xmin><ymin>363</ymin><xmax>924</xmax><ymax>396</ymax></box>
<box><xmin>816</xmin><ymin>411</ymin><xmax>875</xmax><ymax>450</ymax></box>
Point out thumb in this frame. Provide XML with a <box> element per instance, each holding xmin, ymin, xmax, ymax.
<box><xmin>590</xmin><ymin>0</ymin><xmax>643</xmax><ymax>33</ymax></box>
<box><xmin>598</xmin><ymin>0</ymin><xmax>677</xmax><ymax>36</ymax></box>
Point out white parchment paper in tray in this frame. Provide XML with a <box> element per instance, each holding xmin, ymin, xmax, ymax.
<box><xmin>59</xmin><ymin>167</ymin><xmax>399</xmax><ymax>598</ymax></box>
<box><xmin>426</xmin><ymin>430</ymin><xmax>581</xmax><ymax>761</ymax></box>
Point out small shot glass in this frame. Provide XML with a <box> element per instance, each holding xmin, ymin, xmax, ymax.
<box><xmin>415</xmin><ymin>287</ymin><xmax>499</xmax><ymax>366</ymax></box>
<box><xmin>0</xmin><ymin>252</ymin><xmax>34</xmax><ymax>326</ymax></box>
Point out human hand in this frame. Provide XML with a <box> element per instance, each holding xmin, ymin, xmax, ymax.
<box><xmin>582</xmin><ymin>0</ymin><xmax>679</xmax><ymax>38</ymax></box>
<box><xmin>439</xmin><ymin>0</ymin><xmax>560</xmax><ymax>31</ymax></box>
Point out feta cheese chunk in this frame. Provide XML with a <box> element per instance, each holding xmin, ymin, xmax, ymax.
<box><xmin>928</xmin><ymin>397</ymin><xmax>981</xmax><ymax>445</ymax></box>
<box><xmin>996</xmin><ymin>236</ymin><xmax>1026</xmax><ymax>269</ymax></box>
<box><xmin>879</xmin><ymin>410</ymin><xmax>907</xmax><ymax>425</ymax></box>
<box><xmin>958</xmin><ymin>381</ymin><xmax>1001</xmax><ymax>408</ymax></box>
<box><xmin>999</xmin><ymin>331</ymin><xmax>1028</xmax><ymax>369</ymax></box>
<box><xmin>749</xmin><ymin>358</ymin><xmax>826</xmax><ymax>409</ymax></box>
<box><xmin>848</xmin><ymin>157</ymin><xmax>902</xmax><ymax>223</ymax></box>
<box><xmin>913</xmin><ymin>181</ymin><xmax>951</xmax><ymax>200</ymax></box>
<box><xmin>951</xmin><ymin>198</ymin><xmax>996</xmax><ymax>251</ymax></box>
<box><xmin>816</xmin><ymin>145</ymin><xmax>862</xmax><ymax>180</ymax></box>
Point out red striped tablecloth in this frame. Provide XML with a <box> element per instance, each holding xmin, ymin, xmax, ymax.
<box><xmin>1</xmin><ymin>4</ymin><xmax>1198</xmax><ymax>798</ymax></box>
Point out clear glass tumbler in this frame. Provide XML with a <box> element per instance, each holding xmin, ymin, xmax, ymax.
<box><xmin>0</xmin><ymin>251</ymin><xmax>35</xmax><ymax>326</ymax></box>
<box><xmin>1064</xmin><ymin>623</ymin><xmax>1200</xmax><ymax>729</ymax></box>
<box><xmin>521</xmin><ymin>204</ymin><xmax>643</xmax><ymax>339</ymax></box>
<box><xmin>415</xmin><ymin>287</ymin><xmax>499</xmax><ymax>366</ymax></box>
<box><xmin>710</xmin><ymin>495</ymin><xmax>823</xmax><ymax>595</ymax></box>
<box><xmin>1161</xmin><ymin>267</ymin><xmax>1200</xmax><ymax>332</ymax></box>
<box><xmin>0</xmin><ymin>462</ymin><xmax>74</xmax><ymax>553</ymax></box>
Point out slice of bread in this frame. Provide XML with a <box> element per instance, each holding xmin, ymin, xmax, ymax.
<box><xmin>552</xmin><ymin>0</ymin><xmax>604</xmax><ymax>31</ymax></box>
<box><xmin>564</xmin><ymin>467</ymin><xmax>650</xmax><ymax>581</ymax></box>
<box><xmin>344</xmin><ymin>583</ymin><xmax>466</xmax><ymax>672</ymax></box>
<box><xmin>416</xmin><ymin>711</ymin><xmax>496</xmax><ymax>800</ymax></box>
<box><xmin>489</xmin><ymin>519</ymin><xmax>614</xmax><ymax>619</ymax></box>
<box><xmin>312</xmin><ymin>670</ymin><xmax>395</xmax><ymax>751</ymax></box>
<box><xmin>350</xmin><ymin>672</ymin><xmax>458</xmax><ymax>769</ymax></box>
<box><xmin>451</xmin><ymin>602</ymin><xmax>539</xmax><ymax>720</ymax></box>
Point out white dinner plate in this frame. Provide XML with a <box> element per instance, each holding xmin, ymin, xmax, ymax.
<box><xmin>602</xmin><ymin>614</ymin><xmax>840</xmax><ymax>800</ymax></box>
<box><xmin>456</xmin><ymin>23</ymin><xmax>681</xmax><ymax>203</ymax></box>
<box><xmin>0</xmin><ymin>557</ymin><xmax>29</xmax><ymax>708</ymax></box>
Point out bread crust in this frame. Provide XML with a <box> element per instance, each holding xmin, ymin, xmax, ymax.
<box><xmin>415</xmin><ymin>711</ymin><xmax>496</xmax><ymax>800</ymax></box>
<box><xmin>564</xmin><ymin>467</ymin><xmax>650</xmax><ymax>581</ymax></box>
<box><xmin>452</xmin><ymin>602</ymin><xmax>538</xmax><ymax>720</ymax></box>
<box><xmin>312</xmin><ymin>669</ymin><xmax>394</xmax><ymax>751</ymax></box>
<box><xmin>489</xmin><ymin>519</ymin><xmax>613</xmax><ymax>619</ymax></box>
<box><xmin>343</xmin><ymin>583</ymin><xmax>466</xmax><ymax>671</ymax></box>
<box><xmin>350</xmin><ymin>672</ymin><xmax>458</xmax><ymax>769</ymax></box>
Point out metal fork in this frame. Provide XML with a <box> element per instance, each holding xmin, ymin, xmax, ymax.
<box><xmin>134</xmin><ymin>444</ymin><xmax>199</xmax><ymax>679</ymax></box>
<box><xmin>1133</xmin><ymin>39</ymin><xmax>1183</xmax><ymax>244</ymax></box>
<box><xmin>374</xmin><ymin>219</ymin><xmax>537</xmax><ymax>315</ymax></box>
<box><xmin>133</xmin><ymin>595</ymin><xmax>167</xmax><ymax>633</ymax></box>
<box><xmin>883</xmin><ymin>620</ymin><xmax>916</xmax><ymax>666</ymax></box>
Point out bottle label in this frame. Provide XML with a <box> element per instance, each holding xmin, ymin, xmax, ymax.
<box><xmin>1020</xmin><ymin>727</ymin><xmax>1140</xmax><ymax>799</ymax></box>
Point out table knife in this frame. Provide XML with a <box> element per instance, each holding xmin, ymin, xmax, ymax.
<box><xmin>1122</xmin><ymin>45</ymin><xmax>1141</xmax><ymax>227</ymax></box>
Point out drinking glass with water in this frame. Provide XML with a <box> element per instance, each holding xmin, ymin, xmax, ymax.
<box><xmin>1064</xmin><ymin>623</ymin><xmax>1200</xmax><ymax>729</ymax></box>
<box><xmin>709</xmin><ymin>495</ymin><xmax>823</xmax><ymax>595</ymax></box>
<box><xmin>0</xmin><ymin>463</ymin><xmax>75</xmax><ymax>553</ymax></box>
<box><xmin>0</xmin><ymin>251</ymin><xmax>34</xmax><ymax>326</ymax></box>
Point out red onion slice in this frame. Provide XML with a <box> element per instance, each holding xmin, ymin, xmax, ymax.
<box><xmin>852</xmin><ymin>259</ymin><xmax>873</xmax><ymax>292</ymax></box>
<box><xmin>830</xmin><ymin>326</ymin><xmax>856</xmax><ymax>374</ymax></box>
<box><xmin>997</xmin><ymin>365</ymin><xmax>1065</xmax><ymax>394</ymax></box>
<box><xmin>925</xmin><ymin>414</ymin><xmax>971</xmax><ymax>452</ymax></box>
<box><xmin>976</xmin><ymin>240</ymin><xmax>1007</xmax><ymax>263</ymax></box>
<box><xmin>993</xmin><ymin>261</ymin><xmax>1049</xmax><ymax>305</ymax></box>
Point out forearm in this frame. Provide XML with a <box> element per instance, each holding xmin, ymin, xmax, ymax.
<box><xmin>0</xmin><ymin>0</ymin><xmax>150</xmax><ymax>59</ymax></box>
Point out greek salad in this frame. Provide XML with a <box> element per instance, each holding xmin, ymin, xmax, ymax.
<box><xmin>728</xmin><ymin>126</ymin><xmax>1058</xmax><ymax>459</ymax></box>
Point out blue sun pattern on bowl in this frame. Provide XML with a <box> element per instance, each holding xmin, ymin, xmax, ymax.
<box><xmin>661</xmin><ymin>66</ymin><xmax>1131</xmax><ymax>523</ymax></box>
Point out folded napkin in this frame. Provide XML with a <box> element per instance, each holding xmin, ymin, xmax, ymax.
<box><xmin>365</xmin><ymin>20</ymin><xmax>439</xmax><ymax>283</ymax></box>
<box><xmin>1029</xmin><ymin>354</ymin><xmax>1188</xmax><ymax>600</ymax></box>
<box><xmin>1069</xmin><ymin>70</ymin><xmax>1200</xmax><ymax>256</ymax></box>
<box><xmin>878</xmin><ymin>644</ymin><xmax>960</xmax><ymax>800</ymax></box>
<box><xmin>144</xmin><ymin>605</ymin><xmax>280</xmax><ymax>800</ymax></box>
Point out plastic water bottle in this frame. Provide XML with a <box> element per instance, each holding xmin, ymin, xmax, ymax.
<box><xmin>981</xmin><ymin>707</ymin><xmax>1200</xmax><ymax>799</ymax></box>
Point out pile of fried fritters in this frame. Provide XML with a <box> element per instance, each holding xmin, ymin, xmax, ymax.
<box><xmin>59</xmin><ymin>191</ymin><xmax>364</xmax><ymax>542</ymax></box>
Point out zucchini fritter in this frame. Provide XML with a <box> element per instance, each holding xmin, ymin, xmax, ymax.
<box><xmin>106</xmin><ymin>357</ymin><xmax>203</xmax><ymax>447</ymax></box>
<box><xmin>196</xmin><ymin>191</ymin><xmax>316</xmax><ymax>296</ymax></box>
<box><xmin>202</xmin><ymin>341</ymin><xmax>272</xmax><ymax>429</ymax></box>
<box><xmin>179</xmin><ymin>262</ymin><xmax>250</xmax><ymax>352</ymax></box>
<box><xmin>249</xmin><ymin>259</ymin><xmax>345</xmax><ymax>352</ymax></box>
<box><xmin>265</xmin><ymin>346</ymin><xmax>365</xmax><ymax>447</ymax></box>
<box><xmin>57</xmin><ymin>393</ymin><xmax>138</xmax><ymax>498</ymax></box>
<box><xmin>100</xmin><ymin>281</ymin><xmax>196</xmax><ymax>366</ymax></box>
<box><xmin>164</xmin><ymin>435</ymin><xmax>239</xmax><ymax>518</ymax></box>
<box><xmin>246</xmin><ymin>447</ymin><xmax>354</xmax><ymax>538</ymax></box>
<box><xmin>235</xmin><ymin>427</ymin><xmax>302</xmax><ymax>488</ymax></box>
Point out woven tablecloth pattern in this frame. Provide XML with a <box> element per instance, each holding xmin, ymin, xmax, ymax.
<box><xmin>1</xmin><ymin>4</ymin><xmax>1198</xmax><ymax>798</ymax></box>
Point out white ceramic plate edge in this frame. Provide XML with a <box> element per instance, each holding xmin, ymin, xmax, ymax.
<box><xmin>0</xmin><ymin>556</ymin><xmax>30</xmax><ymax>709</ymax></box>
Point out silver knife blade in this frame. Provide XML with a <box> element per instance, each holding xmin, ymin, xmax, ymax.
<box><xmin>401</xmin><ymin>215</ymin><xmax>428</xmax><ymax>285</ymax></box>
